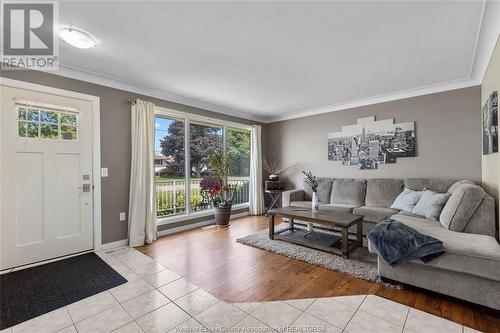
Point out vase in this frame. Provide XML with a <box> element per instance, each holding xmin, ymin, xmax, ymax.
<box><xmin>214</xmin><ymin>206</ymin><xmax>232</xmax><ymax>227</ymax></box>
<box><xmin>312</xmin><ymin>192</ymin><xmax>319</xmax><ymax>212</ymax></box>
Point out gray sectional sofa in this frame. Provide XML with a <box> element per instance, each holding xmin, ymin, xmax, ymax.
<box><xmin>282</xmin><ymin>178</ymin><xmax>500</xmax><ymax>310</ymax></box>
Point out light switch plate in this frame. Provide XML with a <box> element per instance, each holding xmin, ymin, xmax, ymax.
<box><xmin>101</xmin><ymin>168</ymin><xmax>108</xmax><ymax>177</ymax></box>
<box><xmin>119</xmin><ymin>212</ymin><xmax>126</xmax><ymax>221</ymax></box>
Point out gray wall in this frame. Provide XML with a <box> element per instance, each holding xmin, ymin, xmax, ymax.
<box><xmin>1</xmin><ymin>70</ymin><xmax>258</xmax><ymax>244</ymax></box>
<box><xmin>264</xmin><ymin>86</ymin><xmax>482</xmax><ymax>190</ymax></box>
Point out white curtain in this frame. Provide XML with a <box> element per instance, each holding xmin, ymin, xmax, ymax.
<box><xmin>249</xmin><ymin>124</ymin><xmax>265</xmax><ymax>215</ymax></box>
<box><xmin>128</xmin><ymin>99</ymin><xmax>157</xmax><ymax>246</ymax></box>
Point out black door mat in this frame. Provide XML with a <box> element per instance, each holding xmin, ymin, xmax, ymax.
<box><xmin>0</xmin><ymin>252</ymin><xmax>127</xmax><ymax>329</ymax></box>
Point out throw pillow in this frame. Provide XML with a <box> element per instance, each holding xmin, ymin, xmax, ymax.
<box><xmin>391</xmin><ymin>188</ymin><xmax>424</xmax><ymax>212</ymax></box>
<box><xmin>439</xmin><ymin>183</ymin><xmax>485</xmax><ymax>231</ymax></box>
<box><xmin>412</xmin><ymin>190</ymin><xmax>450</xmax><ymax>221</ymax></box>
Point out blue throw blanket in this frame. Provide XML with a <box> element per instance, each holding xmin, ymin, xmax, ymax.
<box><xmin>367</xmin><ymin>218</ymin><xmax>445</xmax><ymax>267</ymax></box>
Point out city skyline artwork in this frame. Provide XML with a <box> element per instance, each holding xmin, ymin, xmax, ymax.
<box><xmin>328</xmin><ymin>116</ymin><xmax>416</xmax><ymax>170</ymax></box>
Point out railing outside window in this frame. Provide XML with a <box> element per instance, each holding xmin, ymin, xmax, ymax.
<box><xmin>156</xmin><ymin>177</ymin><xmax>249</xmax><ymax>217</ymax></box>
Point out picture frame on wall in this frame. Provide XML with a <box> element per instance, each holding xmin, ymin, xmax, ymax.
<box><xmin>482</xmin><ymin>91</ymin><xmax>498</xmax><ymax>155</ymax></box>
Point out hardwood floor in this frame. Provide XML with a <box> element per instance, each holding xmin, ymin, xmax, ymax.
<box><xmin>137</xmin><ymin>215</ymin><xmax>500</xmax><ymax>333</ymax></box>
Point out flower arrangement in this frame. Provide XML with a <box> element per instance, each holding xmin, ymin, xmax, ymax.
<box><xmin>199</xmin><ymin>176</ymin><xmax>222</xmax><ymax>198</ymax></box>
<box><xmin>199</xmin><ymin>152</ymin><xmax>238</xmax><ymax>208</ymax></box>
<box><xmin>302</xmin><ymin>170</ymin><xmax>318</xmax><ymax>192</ymax></box>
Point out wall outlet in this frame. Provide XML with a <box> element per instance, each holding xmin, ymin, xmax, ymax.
<box><xmin>101</xmin><ymin>168</ymin><xmax>109</xmax><ymax>177</ymax></box>
<box><xmin>119</xmin><ymin>212</ymin><xmax>126</xmax><ymax>221</ymax></box>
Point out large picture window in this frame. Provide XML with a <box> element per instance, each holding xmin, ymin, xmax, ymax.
<box><xmin>154</xmin><ymin>110</ymin><xmax>251</xmax><ymax>221</ymax></box>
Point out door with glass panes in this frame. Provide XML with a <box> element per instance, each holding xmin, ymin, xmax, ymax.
<box><xmin>1</xmin><ymin>85</ymin><xmax>94</xmax><ymax>269</ymax></box>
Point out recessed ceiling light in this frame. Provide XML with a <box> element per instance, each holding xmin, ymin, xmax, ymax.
<box><xmin>59</xmin><ymin>28</ymin><xmax>97</xmax><ymax>49</ymax></box>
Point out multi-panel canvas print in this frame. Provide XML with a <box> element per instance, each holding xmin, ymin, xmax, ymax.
<box><xmin>328</xmin><ymin>116</ymin><xmax>416</xmax><ymax>170</ymax></box>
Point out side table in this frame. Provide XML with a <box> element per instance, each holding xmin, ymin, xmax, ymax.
<box><xmin>265</xmin><ymin>190</ymin><xmax>283</xmax><ymax>216</ymax></box>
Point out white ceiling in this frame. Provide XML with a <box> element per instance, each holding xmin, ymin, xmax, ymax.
<box><xmin>53</xmin><ymin>1</ymin><xmax>499</xmax><ymax>122</ymax></box>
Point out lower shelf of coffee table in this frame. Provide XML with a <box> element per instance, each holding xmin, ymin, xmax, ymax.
<box><xmin>273</xmin><ymin>227</ymin><xmax>360</xmax><ymax>257</ymax></box>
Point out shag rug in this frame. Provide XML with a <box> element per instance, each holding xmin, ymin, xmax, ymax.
<box><xmin>237</xmin><ymin>224</ymin><xmax>400</xmax><ymax>288</ymax></box>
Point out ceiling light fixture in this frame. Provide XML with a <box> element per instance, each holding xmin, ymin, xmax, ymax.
<box><xmin>59</xmin><ymin>28</ymin><xmax>97</xmax><ymax>49</ymax></box>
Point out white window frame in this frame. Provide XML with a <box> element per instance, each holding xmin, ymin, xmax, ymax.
<box><xmin>155</xmin><ymin>106</ymin><xmax>251</xmax><ymax>226</ymax></box>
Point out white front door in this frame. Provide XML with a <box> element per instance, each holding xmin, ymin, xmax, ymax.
<box><xmin>1</xmin><ymin>85</ymin><xmax>94</xmax><ymax>269</ymax></box>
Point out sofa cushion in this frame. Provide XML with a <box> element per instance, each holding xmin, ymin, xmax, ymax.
<box><xmin>390</xmin><ymin>214</ymin><xmax>500</xmax><ymax>281</ymax></box>
<box><xmin>303</xmin><ymin>177</ymin><xmax>332</xmax><ymax>203</ymax></box>
<box><xmin>290</xmin><ymin>201</ymin><xmax>312</xmax><ymax>209</ymax></box>
<box><xmin>439</xmin><ymin>183</ymin><xmax>485</xmax><ymax>232</ymax></box>
<box><xmin>390</xmin><ymin>188</ymin><xmax>423</xmax><ymax>212</ymax></box>
<box><xmin>330</xmin><ymin>179</ymin><xmax>366</xmax><ymax>206</ymax></box>
<box><xmin>397</xmin><ymin>210</ymin><xmax>425</xmax><ymax>218</ymax></box>
<box><xmin>319</xmin><ymin>203</ymin><xmax>358</xmax><ymax>214</ymax></box>
<box><xmin>404</xmin><ymin>178</ymin><xmax>456</xmax><ymax>193</ymax></box>
<box><xmin>317</xmin><ymin>178</ymin><xmax>334</xmax><ymax>203</ymax></box>
<box><xmin>365</xmin><ymin>179</ymin><xmax>404</xmax><ymax>208</ymax></box>
<box><xmin>447</xmin><ymin>179</ymin><xmax>475</xmax><ymax>194</ymax></box>
<box><xmin>282</xmin><ymin>189</ymin><xmax>305</xmax><ymax>207</ymax></box>
<box><xmin>353</xmin><ymin>206</ymin><xmax>400</xmax><ymax>223</ymax></box>
<box><xmin>412</xmin><ymin>190</ymin><xmax>450</xmax><ymax>221</ymax></box>
<box><xmin>464</xmin><ymin>195</ymin><xmax>496</xmax><ymax>237</ymax></box>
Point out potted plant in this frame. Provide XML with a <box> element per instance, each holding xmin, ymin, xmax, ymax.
<box><xmin>302</xmin><ymin>171</ymin><xmax>319</xmax><ymax>212</ymax></box>
<box><xmin>199</xmin><ymin>152</ymin><xmax>238</xmax><ymax>227</ymax></box>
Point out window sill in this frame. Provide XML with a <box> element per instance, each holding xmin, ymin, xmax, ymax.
<box><xmin>156</xmin><ymin>203</ymin><xmax>249</xmax><ymax>226</ymax></box>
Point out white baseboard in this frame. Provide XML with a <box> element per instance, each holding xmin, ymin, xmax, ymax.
<box><xmin>158</xmin><ymin>211</ymin><xmax>249</xmax><ymax>237</ymax></box>
<box><xmin>101</xmin><ymin>239</ymin><xmax>129</xmax><ymax>251</ymax></box>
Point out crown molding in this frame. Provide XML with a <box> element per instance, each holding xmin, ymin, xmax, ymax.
<box><xmin>42</xmin><ymin>64</ymin><xmax>267</xmax><ymax>123</ymax></box>
<box><xmin>470</xmin><ymin>0</ymin><xmax>500</xmax><ymax>83</ymax></box>
<box><xmin>265</xmin><ymin>78</ymin><xmax>480</xmax><ymax>123</ymax></box>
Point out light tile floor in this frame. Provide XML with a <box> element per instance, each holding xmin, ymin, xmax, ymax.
<box><xmin>2</xmin><ymin>248</ymin><xmax>483</xmax><ymax>333</ymax></box>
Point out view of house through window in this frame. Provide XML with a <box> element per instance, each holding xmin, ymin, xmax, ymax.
<box><xmin>154</xmin><ymin>114</ymin><xmax>251</xmax><ymax>219</ymax></box>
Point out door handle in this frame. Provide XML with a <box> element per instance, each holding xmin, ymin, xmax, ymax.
<box><xmin>77</xmin><ymin>184</ymin><xmax>92</xmax><ymax>192</ymax></box>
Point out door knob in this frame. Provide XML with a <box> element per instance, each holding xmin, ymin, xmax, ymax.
<box><xmin>77</xmin><ymin>184</ymin><xmax>92</xmax><ymax>192</ymax></box>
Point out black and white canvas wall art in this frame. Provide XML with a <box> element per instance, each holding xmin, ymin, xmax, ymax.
<box><xmin>328</xmin><ymin>116</ymin><xmax>416</xmax><ymax>170</ymax></box>
<box><xmin>482</xmin><ymin>91</ymin><xmax>498</xmax><ymax>155</ymax></box>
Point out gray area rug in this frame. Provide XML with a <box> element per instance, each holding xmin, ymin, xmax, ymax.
<box><xmin>237</xmin><ymin>224</ymin><xmax>400</xmax><ymax>288</ymax></box>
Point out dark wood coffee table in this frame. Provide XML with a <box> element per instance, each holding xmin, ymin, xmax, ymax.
<box><xmin>267</xmin><ymin>207</ymin><xmax>363</xmax><ymax>258</ymax></box>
